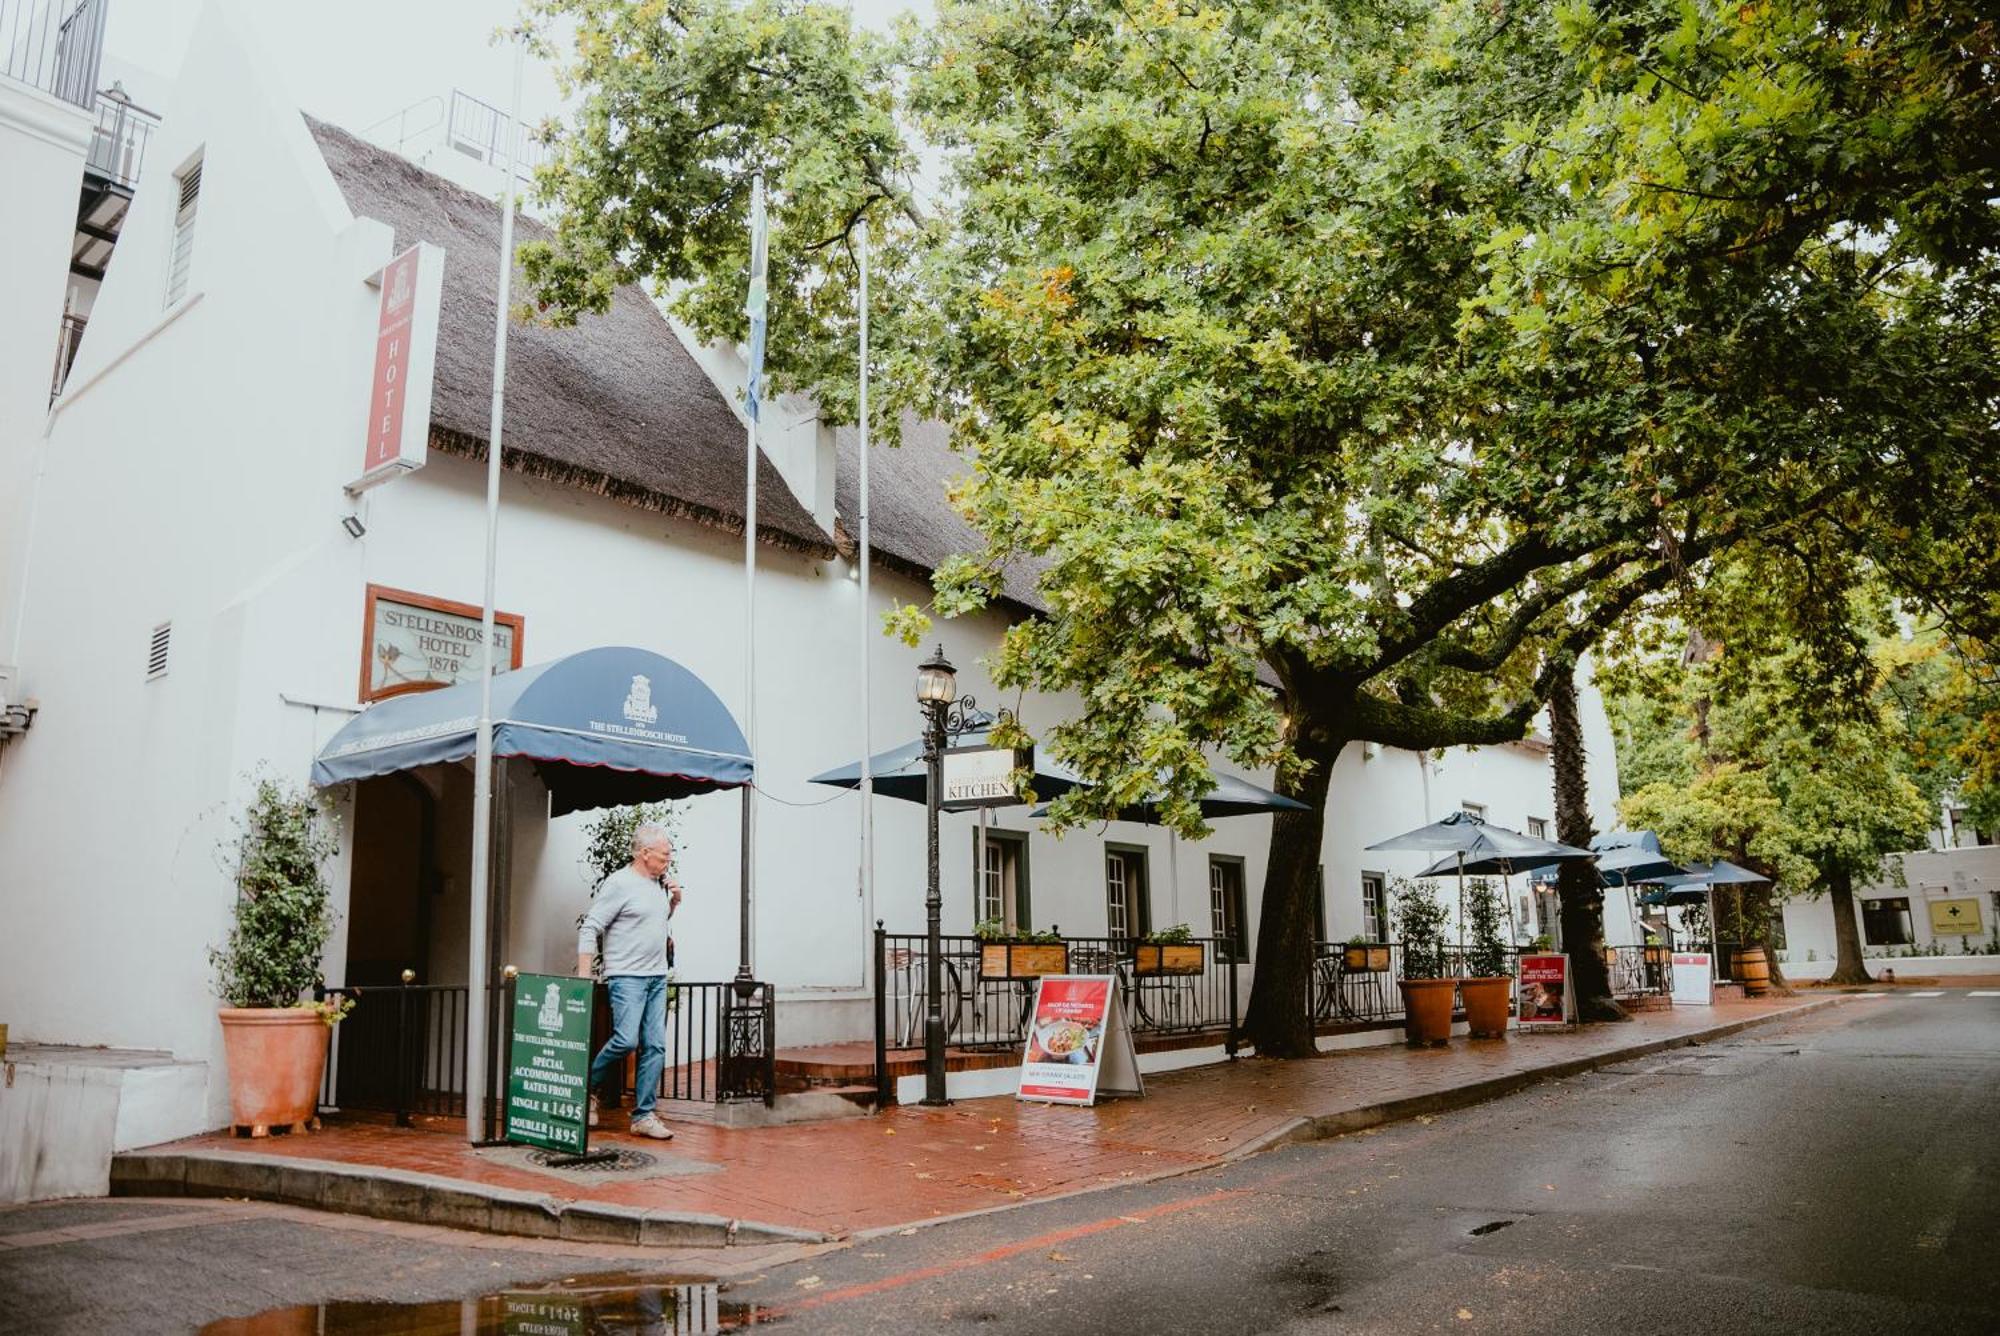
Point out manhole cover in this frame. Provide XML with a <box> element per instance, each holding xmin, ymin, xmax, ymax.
<box><xmin>525</xmin><ymin>1147</ymin><xmax>660</xmax><ymax>1174</ymax></box>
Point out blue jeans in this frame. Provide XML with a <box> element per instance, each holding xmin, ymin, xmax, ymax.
<box><xmin>588</xmin><ymin>974</ymin><xmax>666</xmax><ymax>1120</ymax></box>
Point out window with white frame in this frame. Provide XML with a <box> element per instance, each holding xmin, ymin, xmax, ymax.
<box><xmin>165</xmin><ymin>154</ymin><xmax>203</xmax><ymax>307</ymax></box>
<box><xmin>1527</xmin><ymin>816</ymin><xmax>1548</xmax><ymax>840</ymax></box>
<box><xmin>1106</xmin><ymin>846</ymin><xmax>1148</xmax><ymax>940</ymax></box>
<box><xmin>973</xmin><ymin>831</ymin><xmax>1028</xmax><ymax>933</ymax></box>
<box><xmin>1463</xmin><ymin>801</ymin><xmax>1487</xmax><ymax>821</ymax></box>
<box><xmin>1211</xmin><ymin>857</ymin><xmax>1248</xmax><ymax>960</ymax></box>
<box><xmin>1361</xmin><ymin>871</ymin><xmax>1389</xmax><ymax>942</ymax></box>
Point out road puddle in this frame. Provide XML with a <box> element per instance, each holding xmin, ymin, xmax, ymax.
<box><xmin>199</xmin><ymin>1276</ymin><xmax>775</xmax><ymax>1333</ymax></box>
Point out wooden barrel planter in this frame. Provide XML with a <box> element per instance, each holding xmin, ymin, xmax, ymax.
<box><xmin>1133</xmin><ymin>943</ymin><xmax>1205</xmax><ymax>976</ymax></box>
<box><xmin>979</xmin><ymin>942</ymin><xmax>1069</xmax><ymax>981</ymax></box>
<box><xmin>1735</xmin><ymin>946</ymin><xmax>1771</xmax><ymax>996</ymax></box>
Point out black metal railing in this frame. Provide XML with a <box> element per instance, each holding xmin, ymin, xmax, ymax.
<box><xmin>320</xmin><ymin>974</ymin><xmax>777</xmax><ymax>1126</ymax></box>
<box><xmin>872</xmin><ymin>927</ymin><xmax>1243</xmax><ymax>1101</ymax></box>
<box><xmin>50</xmin><ymin>313</ymin><xmax>84</xmax><ymax>402</ymax></box>
<box><xmin>316</xmin><ymin>982</ymin><xmax>491</xmax><ymax>1126</ymax></box>
<box><xmin>85</xmin><ymin>87</ymin><xmax>155</xmax><ymax>188</ymax></box>
<box><xmin>1605</xmin><ymin>945</ymin><xmax>1673</xmax><ymax>997</ymax></box>
<box><xmin>1</xmin><ymin>0</ymin><xmax>105</xmax><ymax>109</ymax></box>
<box><xmin>588</xmin><ymin>979</ymin><xmax>777</xmax><ymax>1109</ymax></box>
<box><xmin>1307</xmin><ymin>942</ymin><xmax>1525</xmax><ymax>1026</ymax></box>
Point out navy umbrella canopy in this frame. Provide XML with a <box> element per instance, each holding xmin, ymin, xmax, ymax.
<box><xmin>1031</xmin><ymin>770</ymin><xmax>1309</xmax><ymax>823</ymax></box>
<box><xmin>1638</xmin><ymin>858</ymin><xmax>1770</xmax><ymax>906</ymax></box>
<box><xmin>1372</xmin><ymin>810</ymin><xmax>1591</xmax><ymax>862</ymax></box>
<box><xmin>808</xmin><ymin>713</ymin><xmax>1088</xmax><ymax>806</ymax></box>
<box><xmin>312</xmin><ymin>645</ymin><xmax>752</xmax><ymax>816</ymax></box>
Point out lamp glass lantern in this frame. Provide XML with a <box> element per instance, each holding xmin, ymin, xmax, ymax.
<box><xmin>916</xmin><ymin>646</ymin><xmax>957</xmax><ymax>705</ymax></box>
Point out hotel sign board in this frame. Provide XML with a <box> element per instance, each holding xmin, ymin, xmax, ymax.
<box><xmin>941</xmin><ymin>744</ymin><xmax>1030</xmax><ymax>811</ymax></box>
<box><xmin>360</xmin><ymin>584</ymin><xmax>523</xmax><ymax>702</ymax></box>
<box><xmin>504</xmin><ymin>973</ymin><xmax>594</xmax><ymax>1155</ymax></box>
<box><xmin>350</xmin><ymin>242</ymin><xmax>444</xmax><ymax>493</ymax></box>
<box><xmin>1016</xmin><ymin>975</ymin><xmax>1143</xmax><ymax>1106</ymax></box>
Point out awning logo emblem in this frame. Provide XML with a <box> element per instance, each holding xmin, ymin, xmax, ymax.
<box><xmin>622</xmin><ymin>674</ymin><xmax>659</xmax><ymax>725</ymax></box>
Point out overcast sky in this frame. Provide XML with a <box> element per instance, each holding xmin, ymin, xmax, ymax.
<box><xmin>102</xmin><ymin>0</ymin><xmax>921</xmax><ymax>141</ymax></box>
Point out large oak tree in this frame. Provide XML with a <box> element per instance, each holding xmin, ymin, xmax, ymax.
<box><xmin>521</xmin><ymin>0</ymin><xmax>1995</xmax><ymax>1052</ymax></box>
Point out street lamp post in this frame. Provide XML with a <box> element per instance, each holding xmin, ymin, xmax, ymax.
<box><xmin>916</xmin><ymin>645</ymin><xmax>959</xmax><ymax>1106</ymax></box>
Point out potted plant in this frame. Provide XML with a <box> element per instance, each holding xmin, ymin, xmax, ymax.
<box><xmin>209</xmin><ymin>779</ymin><xmax>347</xmax><ymax>1136</ymax></box>
<box><xmin>1133</xmin><ymin>923</ymin><xmax>1204</xmax><ymax>976</ymax></box>
<box><xmin>1392</xmin><ymin>877</ymin><xmax>1456</xmax><ymax>1046</ymax></box>
<box><xmin>977</xmin><ymin>922</ymin><xmax>1068</xmax><ymax>979</ymax></box>
<box><xmin>1460</xmin><ymin>878</ymin><xmax>1512</xmax><ymax>1039</ymax></box>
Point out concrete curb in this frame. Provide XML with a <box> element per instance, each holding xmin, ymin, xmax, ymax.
<box><xmin>107</xmin><ymin>1149</ymin><xmax>830</xmax><ymax>1249</ymax></box>
<box><xmin>1252</xmin><ymin>995</ymin><xmax>1849</xmax><ymax>1153</ymax></box>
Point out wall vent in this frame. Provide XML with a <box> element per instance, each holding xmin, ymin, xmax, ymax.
<box><xmin>146</xmin><ymin>621</ymin><xmax>171</xmax><ymax>680</ymax></box>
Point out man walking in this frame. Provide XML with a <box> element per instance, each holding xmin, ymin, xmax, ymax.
<box><xmin>578</xmin><ymin>822</ymin><xmax>682</xmax><ymax>1140</ymax></box>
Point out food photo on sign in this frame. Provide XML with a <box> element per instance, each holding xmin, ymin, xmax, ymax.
<box><xmin>1026</xmin><ymin>1015</ymin><xmax>1102</xmax><ymax>1066</ymax></box>
<box><xmin>1516</xmin><ymin>953</ymin><xmax>1569</xmax><ymax>1025</ymax></box>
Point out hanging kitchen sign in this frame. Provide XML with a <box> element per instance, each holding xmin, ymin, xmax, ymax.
<box><xmin>942</xmin><ymin>743</ymin><xmax>1031</xmax><ymax>811</ymax></box>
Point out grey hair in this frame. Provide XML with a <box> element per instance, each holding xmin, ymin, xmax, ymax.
<box><xmin>630</xmin><ymin>822</ymin><xmax>673</xmax><ymax>855</ymax></box>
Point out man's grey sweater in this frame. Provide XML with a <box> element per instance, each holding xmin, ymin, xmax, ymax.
<box><xmin>578</xmin><ymin>866</ymin><xmax>673</xmax><ymax>977</ymax></box>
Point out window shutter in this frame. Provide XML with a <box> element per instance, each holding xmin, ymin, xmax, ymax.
<box><xmin>165</xmin><ymin>157</ymin><xmax>202</xmax><ymax>307</ymax></box>
<box><xmin>146</xmin><ymin>622</ymin><xmax>171</xmax><ymax>680</ymax></box>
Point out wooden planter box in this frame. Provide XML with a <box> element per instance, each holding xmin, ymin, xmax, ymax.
<box><xmin>1342</xmin><ymin>944</ymin><xmax>1392</xmax><ymax>972</ymax></box>
<box><xmin>979</xmin><ymin>941</ymin><xmax>1069</xmax><ymax>981</ymax></box>
<box><xmin>1132</xmin><ymin>943</ymin><xmax>1205</xmax><ymax>976</ymax></box>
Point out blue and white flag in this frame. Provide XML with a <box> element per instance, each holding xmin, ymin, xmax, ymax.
<box><xmin>744</xmin><ymin>174</ymin><xmax>768</xmax><ymax>424</ymax></box>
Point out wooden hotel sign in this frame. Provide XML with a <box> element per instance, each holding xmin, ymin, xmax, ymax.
<box><xmin>360</xmin><ymin>584</ymin><xmax>523</xmax><ymax>702</ymax></box>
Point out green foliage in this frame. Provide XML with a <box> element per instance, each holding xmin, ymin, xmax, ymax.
<box><xmin>1391</xmin><ymin>878</ymin><xmax>1453</xmax><ymax>981</ymax></box>
<box><xmin>209</xmin><ymin>779</ymin><xmax>340</xmax><ymax>1010</ymax></box>
<box><xmin>522</xmin><ymin>0</ymin><xmax>1997</xmax><ymax>1022</ymax></box>
<box><xmin>577</xmin><ymin>802</ymin><xmax>683</xmax><ymax>889</ymax></box>
<box><xmin>973</xmin><ymin>918</ymin><xmax>1059</xmax><ymax>943</ymax></box>
<box><xmin>1464</xmin><ymin>878</ymin><xmax>1510</xmax><ymax>979</ymax></box>
<box><xmin>1143</xmin><ymin>923</ymin><xmax>1195</xmax><ymax>945</ymax></box>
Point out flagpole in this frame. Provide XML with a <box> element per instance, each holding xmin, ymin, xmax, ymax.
<box><xmin>857</xmin><ymin>219</ymin><xmax>875</xmax><ymax>941</ymax></box>
<box><xmin>465</xmin><ymin>35</ymin><xmax>525</xmax><ymax>1144</ymax></box>
<box><xmin>737</xmin><ymin>174</ymin><xmax>766</xmax><ymax>989</ymax></box>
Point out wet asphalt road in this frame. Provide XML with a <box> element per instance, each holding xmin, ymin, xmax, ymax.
<box><xmin>1</xmin><ymin>992</ymin><xmax>1993</xmax><ymax>1334</ymax></box>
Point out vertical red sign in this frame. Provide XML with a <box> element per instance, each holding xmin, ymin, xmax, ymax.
<box><xmin>363</xmin><ymin>246</ymin><xmax>423</xmax><ymax>474</ymax></box>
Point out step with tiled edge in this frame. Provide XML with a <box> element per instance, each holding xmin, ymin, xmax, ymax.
<box><xmin>109</xmin><ymin>1150</ymin><xmax>831</xmax><ymax>1248</ymax></box>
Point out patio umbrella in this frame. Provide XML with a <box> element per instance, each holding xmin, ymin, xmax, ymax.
<box><xmin>1369</xmin><ymin>811</ymin><xmax>1593</xmax><ymax>947</ymax></box>
<box><xmin>1031</xmin><ymin>773</ymin><xmax>1308</xmax><ymax>927</ymax></box>
<box><xmin>1649</xmin><ymin>860</ymin><xmax>1770</xmax><ymax>957</ymax></box>
<box><xmin>811</xmin><ymin>718</ymin><xmax>1089</xmax><ymax>928</ymax></box>
<box><xmin>807</xmin><ymin>713</ymin><xmax>1086</xmax><ymax>806</ymax></box>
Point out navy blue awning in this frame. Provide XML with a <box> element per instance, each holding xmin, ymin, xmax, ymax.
<box><xmin>311</xmin><ymin>646</ymin><xmax>751</xmax><ymax>816</ymax></box>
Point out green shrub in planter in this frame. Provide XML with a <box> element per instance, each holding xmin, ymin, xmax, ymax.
<box><xmin>1464</xmin><ymin>877</ymin><xmax>1510</xmax><ymax>979</ymax></box>
<box><xmin>1391</xmin><ymin>878</ymin><xmax>1452</xmax><ymax>980</ymax></box>
<box><xmin>209</xmin><ymin>778</ymin><xmax>341</xmax><ymax>1012</ymax></box>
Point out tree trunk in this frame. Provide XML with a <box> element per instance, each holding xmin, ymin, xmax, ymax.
<box><xmin>1547</xmin><ymin>666</ymin><xmax>1626</xmax><ymax>1021</ymax></box>
<box><xmin>1241</xmin><ymin>732</ymin><xmax>1340</xmax><ymax>1057</ymax></box>
<box><xmin>1825</xmin><ymin>865</ymin><xmax>1873</xmax><ymax>985</ymax></box>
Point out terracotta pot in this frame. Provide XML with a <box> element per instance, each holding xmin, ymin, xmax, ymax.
<box><xmin>1460</xmin><ymin>976</ymin><xmax>1512</xmax><ymax>1038</ymax></box>
<box><xmin>1398</xmin><ymin>977</ymin><xmax>1457</xmax><ymax>1046</ymax></box>
<box><xmin>217</xmin><ymin>1008</ymin><xmax>329</xmax><ymax>1131</ymax></box>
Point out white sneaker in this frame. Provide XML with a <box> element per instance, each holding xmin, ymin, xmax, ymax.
<box><xmin>587</xmin><ymin>1094</ymin><xmax>600</xmax><ymax>1127</ymax></box>
<box><xmin>629</xmin><ymin>1113</ymin><xmax>674</xmax><ymax>1141</ymax></box>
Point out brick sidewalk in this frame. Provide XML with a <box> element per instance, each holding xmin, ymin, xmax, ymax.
<box><xmin>126</xmin><ymin>996</ymin><xmax>1838</xmax><ymax>1241</ymax></box>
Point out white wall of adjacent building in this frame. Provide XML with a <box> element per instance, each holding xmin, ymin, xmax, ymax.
<box><xmin>0</xmin><ymin>5</ymin><xmax>1623</xmax><ymax>1135</ymax></box>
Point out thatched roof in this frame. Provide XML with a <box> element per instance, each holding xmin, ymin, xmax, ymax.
<box><xmin>833</xmin><ymin>415</ymin><xmax>1049</xmax><ymax>615</ymax></box>
<box><xmin>307</xmin><ymin>117</ymin><xmax>833</xmax><ymax>557</ymax></box>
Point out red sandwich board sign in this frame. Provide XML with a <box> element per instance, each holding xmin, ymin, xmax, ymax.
<box><xmin>1016</xmin><ymin>975</ymin><xmax>1144</xmax><ymax>1105</ymax></box>
<box><xmin>1516</xmin><ymin>952</ymin><xmax>1574</xmax><ymax>1029</ymax></box>
<box><xmin>350</xmin><ymin>242</ymin><xmax>444</xmax><ymax>493</ymax></box>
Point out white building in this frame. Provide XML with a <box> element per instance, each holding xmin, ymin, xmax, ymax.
<box><xmin>0</xmin><ymin>3</ymin><xmax>1622</xmax><ymax>1154</ymax></box>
